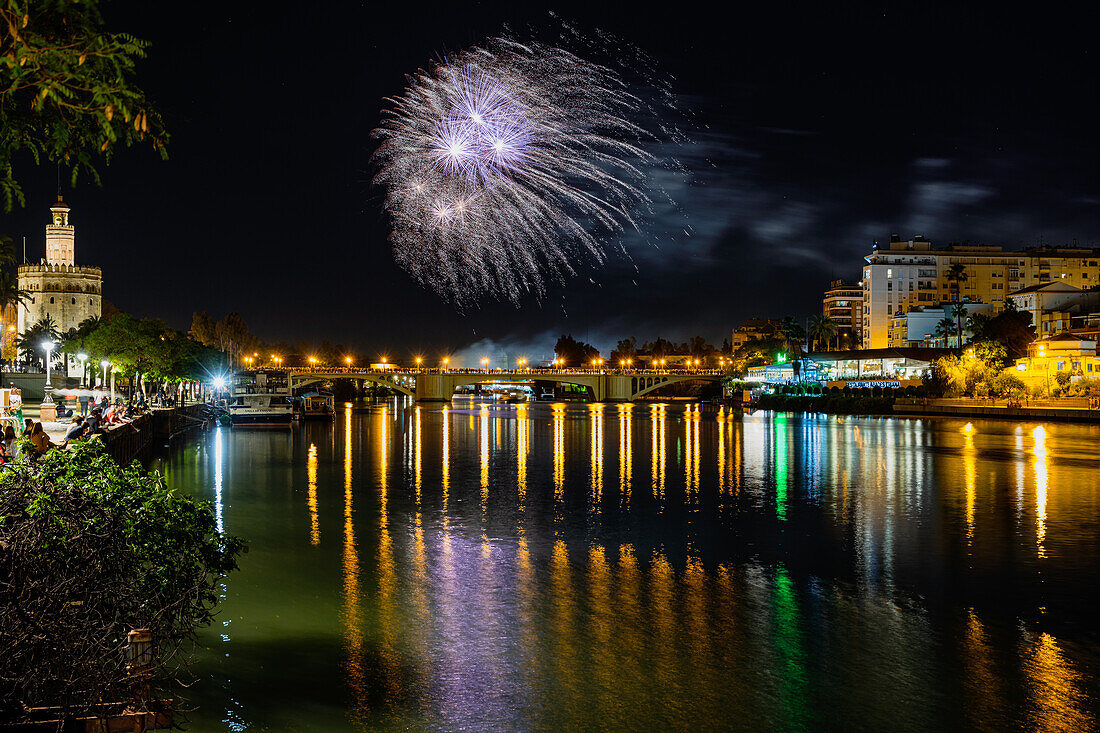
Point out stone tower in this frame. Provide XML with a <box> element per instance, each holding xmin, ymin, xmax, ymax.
<box><xmin>17</xmin><ymin>196</ymin><xmax>104</xmax><ymax>375</ymax></box>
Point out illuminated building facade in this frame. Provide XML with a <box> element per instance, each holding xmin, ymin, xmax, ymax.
<box><xmin>822</xmin><ymin>279</ymin><xmax>863</xmax><ymax>348</ymax></box>
<box><xmin>861</xmin><ymin>235</ymin><xmax>1100</xmax><ymax>348</ymax></box>
<box><xmin>16</xmin><ymin>197</ymin><xmax>104</xmax><ymax>375</ymax></box>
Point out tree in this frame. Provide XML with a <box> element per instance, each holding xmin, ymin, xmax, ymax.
<box><xmin>0</xmin><ymin>0</ymin><xmax>168</xmax><ymax>212</ymax></box>
<box><xmin>554</xmin><ymin>334</ymin><xmax>598</xmax><ymax>367</ymax></box>
<box><xmin>190</xmin><ymin>311</ymin><xmax>216</xmax><ymax>346</ymax></box>
<box><xmin>947</xmin><ymin>263</ymin><xmax>968</xmax><ymax>303</ymax></box>
<box><xmin>974</xmin><ymin>302</ymin><xmax>1035</xmax><ymax>361</ymax></box>
<box><xmin>807</xmin><ymin>314</ymin><xmax>838</xmax><ymax>351</ymax></box>
<box><xmin>950</xmin><ymin>303</ymin><xmax>969</xmax><ymax>346</ymax></box>
<box><xmin>82</xmin><ymin>313</ymin><xmax>168</xmax><ymax>395</ymax></box>
<box><xmin>610</xmin><ymin>336</ymin><xmax>637</xmax><ymax>364</ymax></box>
<box><xmin>0</xmin><ymin>440</ymin><xmax>243</xmax><ymax>724</ymax></box>
<box><xmin>934</xmin><ymin>318</ymin><xmax>957</xmax><ymax>347</ymax></box>
<box><xmin>16</xmin><ymin>314</ymin><xmax>60</xmax><ymax>367</ymax></box>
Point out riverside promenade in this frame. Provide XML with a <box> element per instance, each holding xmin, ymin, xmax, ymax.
<box><xmin>29</xmin><ymin>404</ymin><xmax>215</xmax><ymax>464</ymax></box>
<box><xmin>894</xmin><ymin>396</ymin><xmax>1100</xmax><ymax>422</ymax></box>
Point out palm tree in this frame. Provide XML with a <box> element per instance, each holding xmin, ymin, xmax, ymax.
<box><xmin>950</xmin><ymin>303</ymin><xmax>969</xmax><ymax>346</ymax></box>
<box><xmin>934</xmin><ymin>318</ymin><xmax>957</xmax><ymax>347</ymax></box>
<box><xmin>807</xmin><ymin>314</ymin><xmax>839</xmax><ymax>352</ymax></box>
<box><xmin>17</xmin><ymin>315</ymin><xmax>62</xmax><ymax>370</ymax></box>
<box><xmin>947</xmin><ymin>263</ymin><xmax>968</xmax><ymax>303</ymax></box>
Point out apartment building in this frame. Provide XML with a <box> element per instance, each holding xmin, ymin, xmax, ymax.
<box><xmin>861</xmin><ymin>236</ymin><xmax>1100</xmax><ymax>348</ymax></box>
<box><xmin>822</xmin><ymin>280</ymin><xmax>863</xmax><ymax>348</ymax></box>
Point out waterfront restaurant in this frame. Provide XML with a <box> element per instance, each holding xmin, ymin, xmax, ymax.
<box><xmin>804</xmin><ymin>348</ymin><xmax>953</xmax><ymax>386</ymax></box>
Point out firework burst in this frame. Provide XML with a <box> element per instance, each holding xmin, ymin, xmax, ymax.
<box><xmin>371</xmin><ymin>30</ymin><xmax>680</xmax><ymax>307</ymax></box>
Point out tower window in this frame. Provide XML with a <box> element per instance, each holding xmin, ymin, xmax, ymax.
<box><xmin>72</xmin><ymin>297</ymin><xmax>76</xmax><ymax>305</ymax></box>
<box><xmin>89</xmin><ymin>299</ymin><xmax>93</xmax><ymax>306</ymax></box>
<box><xmin>50</xmin><ymin>297</ymin><xmax>54</xmax><ymax>304</ymax></box>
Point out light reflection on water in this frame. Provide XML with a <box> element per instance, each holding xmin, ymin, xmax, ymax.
<box><xmin>165</xmin><ymin>401</ymin><xmax>1100</xmax><ymax>731</ymax></box>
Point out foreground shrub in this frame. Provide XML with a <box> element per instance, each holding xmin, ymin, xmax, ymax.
<box><xmin>0</xmin><ymin>440</ymin><xmax>244</xmax><ymax>724</ymax></box>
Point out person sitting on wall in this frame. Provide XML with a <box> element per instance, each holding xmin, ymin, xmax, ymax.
<box><xmin>63</xmin><ymin>416</ymin><xmax>87</xmax><ymax>445</ymax></box>
<box><xmin>84</xmin><ymin>408</ymin><xmax>103</xmax><ymax>435</ymax></box>
<box><xmin>27</xmin><ymin>422</ymin><xmax>53</xmax><ymax>454</ymax></box>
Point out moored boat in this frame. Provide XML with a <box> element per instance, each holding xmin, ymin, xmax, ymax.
<box><xmin>228</xmin><ymin>371</ymin><xmax>293</xmax><ymax>428</ymax></box>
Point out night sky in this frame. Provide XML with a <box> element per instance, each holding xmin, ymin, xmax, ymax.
<box><xmin>3</xmin><ymin>2</ymin><xmax>1098</xmax><ymax>360</ymax></box>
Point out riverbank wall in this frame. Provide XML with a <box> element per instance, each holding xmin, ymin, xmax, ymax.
<box><xmin>893</xmin><ymin>397</ymin><xmax>1100</xmax><ymax>423</ymax></box>
<box><xmin>98</xmin><ymin>404</ymin><xmax>213</xmax><ymax>464</ymax></box>
<box><xmin>751</xmin><ymin>394</ymin><xmax>1100</xmax><ymax>423</ymax></box>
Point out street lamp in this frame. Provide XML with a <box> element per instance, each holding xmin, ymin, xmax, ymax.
<box><xmin>41</xmin><ymin>341</ymin><xmax>55</xmax><ymax>403</ymax></box>
<box><xmin>100</xmin><ymin>359</ymin><xmax>109</xmax><ymax>389</ymax></box>
<box><xmin>481</xmin><ymin>357</ymin><xmax>489</xmax><ymax>370</ymax></box>
<box><xmin>345</xmin><ymin>356</ymin><xmax>352</xmax><ymax>366</ymax></box>
<box><xmin>442</xmin><ymin>357</ymin><xmax>450</xmax><ymax>369</ymax></box>
<box><xmin>77</xmin><ymin>352</ymin><xmax>88</xmax><ymax>387</ymax></box>
<box><xmin>416</xmin><ymin>356</ymin><xmax>422</xmax><ymax>369</ymax></box>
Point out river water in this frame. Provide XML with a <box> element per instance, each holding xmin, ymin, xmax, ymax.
<box><xmin>160</xmin><ymin>400</ymin><xmax>1100</xmax><ymax>731</ymax></box>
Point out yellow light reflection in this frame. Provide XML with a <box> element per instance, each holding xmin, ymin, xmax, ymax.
<box><xmin>307</xmin><ymin>443</ymin><xmax>320</xmax><ymax>545</ymax></box>
<box><xmin>480</xmin><ymin>404</ymin><xmax>490</xmax><ymax>507</ymax></box>
<box><xmin>442</xmin><ymin>405</ymin><xmax>450</xmax><ymax>510</ymax></box>
<box><xmin>340</xmin><ymin>405</ymin><xmax>364</xmax><ymax>710</ymax></box>
<box><xmin>413</xmin><ymin>406</ymin><xmax>422</xmax><ymax>503</ymax></box>
<box><xmin>375</xmin><ymin>403</ymin><xmax>397</xmax><ymax>700</ymax></box>
<box><xmin>590</xmin><ymin>403</ymin><xmax>604</xmax><ymax>501</ymax></box>
<box><xmin>717</xmin><ymin>409</ymin><xmax>726</xmax><ymax>494</ymax></box>
<box><xmin>1033</xmin><ymin>425</ymin><xmax>1047</xmax><ymax>558</ymax></box>
<box><xmin>618</xmin><ymin>404</ymin><xmax>632</xmax><ymax>501</ymax></box>
<box><xmin>651</xmin><ymin>404</ymin><xmax>667</xmax><ymax>502</ymax></box>
<box><xmin>553</xmin><ymin>403</ymin><xmax>566</xmax><ymax>501</ymax></box>
<box><xmin>963</xmin><ymin>423</ymin><xmax>977</xmax><ymax>545</ymax></box>
<box><xmin>517</xmin><ymin>404</ymin><xmax>529</xmax><ymax>510</ymax></box>
<box><xmin>1025</xmin><ymin>630</ymin><xmax>1093</xmax><ymax>729</ymax></box>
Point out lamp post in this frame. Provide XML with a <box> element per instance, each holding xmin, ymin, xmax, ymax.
<box><xmin>77</xmin><ymin>352</ymin><xmax>88</xmax><ymax>388</ymax></box>
<box><xmin>41</xmin><ymin>341</ymin><xmax>55</xmax><ymax>403</ymax></box>
<box><xmin>100</xmin><ymin>359</ymin><xmax>109</xmax><ymax>390</ymax></box>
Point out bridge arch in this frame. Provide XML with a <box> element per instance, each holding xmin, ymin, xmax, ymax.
<box><xmin>288</xmin><ymin>372</ymin><xmax>416</xmax><ymax>398</ymax></box>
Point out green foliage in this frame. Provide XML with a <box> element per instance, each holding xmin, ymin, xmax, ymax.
<box><xmin>807</xmin><ymin>313</ymin><xmax>838</xmax><ymax>351</ymax></box>
<box><xmin>1054</xmin><ymin>370</ymin><xmax>1071</xmax><ymax>388</ymax></box>
<box><xmin>82</xmin><ymin>312</ymin><xmax>226</xmax><ymax>384</ymax></box>
<box><xmin>968</xmin><ymin>306</ymin><xmax>1035</xmax><ymax>361</ymax></box>
<box><xmin>933</xmin><ymin>342</ymin><xmax>1020</xmax><ymax>397</ymax></box>
<box><xmin>15</xmin><ymin>314</ymin><xmax>60</xmax><ymax>365</ymax></box>
<box><xmin>0</xmin><ymin>440</ymin><xmax>243</xmax><ymax>721</ymax></box>
<box><xmin>0</xmin><ymin>0</ymin><xmax>169</xmax><ymax>211</ymax></box>
<box><xmin>991</xmin><ymin>372</ymin><xmax>1026</xmax><ymax>398</ymax></box>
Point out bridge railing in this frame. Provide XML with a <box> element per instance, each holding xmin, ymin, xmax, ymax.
<box><xmin>285</xmin><ymin>367</ymin><xmax>723</xmax><ymax>377</ymax></box>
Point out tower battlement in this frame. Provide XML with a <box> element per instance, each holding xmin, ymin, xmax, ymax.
<box><xmin>18</xmin><ymin>262</ymin><xmax>103</xmax><ymax>276</ymax></box>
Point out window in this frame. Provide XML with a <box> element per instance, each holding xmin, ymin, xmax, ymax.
<box><xmin>50</xmin><ymin>297</ymin><xmax>54</xmax><ymax>304</ymax></box>
<box><xmin>71</xmin><ymin>297</ymin><xmax>76</xmax><ymax>305</ymax></box>
<box><xmin>1057</xmin><ymin>362</ymin><xmax>1064</xmax><ymax>371</ymax></box>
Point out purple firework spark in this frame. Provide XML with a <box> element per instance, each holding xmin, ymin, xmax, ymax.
<box><xmin>372</xmin><ymin>33</ymin><xmax>679</xmax><ymax>307</ymax></box>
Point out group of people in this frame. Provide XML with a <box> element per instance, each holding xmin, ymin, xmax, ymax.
<box><xmin>0</xmin><ymin>397</ymin><xmax>144</xmax><ymax>463</ymax></box>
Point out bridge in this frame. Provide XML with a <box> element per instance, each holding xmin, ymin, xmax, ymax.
<box><xmin>286</xmin><ymin>367</ymin><xmax>723</xmax><ymax>403</ymax></box>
